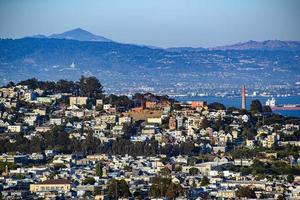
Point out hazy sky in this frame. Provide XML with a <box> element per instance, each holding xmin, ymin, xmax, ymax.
<box><xmin>0</xmin><ymin>0</ymin><xmax>299</xmax><ymax>47</ymax></box>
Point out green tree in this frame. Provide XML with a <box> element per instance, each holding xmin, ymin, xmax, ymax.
<box><xmin>56</xmin><ymin>79</ymin><xmax>74</xmax><ymax>93</ymax></box>
<box><xmin>201</xmin><ymin>118</ymin><xmax>210</xmax><ymax>129</ymax></box>
<box><xmin>189</xmin><ymin>167</ymin><xmax>199</xmax><ymax>176</ymax></box>
<box><xmin>79</xmin><ymin>76</ymin><xmax>104</xmax><ymax>97</ymax></box>
<box><xmin>18</xmin><ymin>78</ymin><xmax>39</xmax><ymax>89</ymax></box>
<box><xmin>159</xmin><ymin>167</ymin><xmax>171</xmax><ymax>177</ymax></box>
<box><xmin>208</xmin><ymin>102</ymin><xmax>226</xmax><ymax>110</ymax></box>
<box><xmin>286</xmin><ymin>174</ymin><xmax>294</xmax><ymax>183</ymax></box>
<box><xmin>107</xmin><ymin>179</ymin><xmax>131</xmax><ymax>199</ymax></box>
<box><xmin>235</xmin><ymin>186</ymin><xmax>256</xmax><ymax>198</ymax></box>
<box><xmin>262</xmin><ymin>105</ymin><xmax>272</xmax><ymax>113</ymax></box>
<box><xmin>201</xmin><ymin>176</ymin><xmax>209</xmax><ymax>186</ymax></box>
<box><xmin>175</xmin><ymin>165</ymin><xmax>182</xmax><ymax>172</ymax></box>
<box><xmin>95</xmin><ymin>161</ymin><xmax>103</xmax><ymax>177</ymax></box>
<box><xmin>277</xmin><ymin>195</ymin><xmax>285</xmax><ymax>200</ymax></box>
<box><xmin>83</xmin><ymin>177</ymin><xmax>96</xmax><ymax>185</ymax></box>
<box><xmin>149</xmin><ymin>176</ymin><xmax>184</xmax><ymax>199</ymax></box>
<box><xmin>250</xmin><ymin>99</ymin><xmax>262</xmax><ymax>113</ymax></box>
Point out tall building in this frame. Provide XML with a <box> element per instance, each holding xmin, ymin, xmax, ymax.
<box><xmin>242</xmin><ymin>85</ymin><xmax>246</xmax><ymax>110</ymax></box>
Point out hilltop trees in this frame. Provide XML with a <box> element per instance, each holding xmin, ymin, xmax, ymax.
<box><xmin>250</xmin><ymin>99</ymin><xmax>262</xmax><ymax>113</ymax></box>
<box><xmin>208</xmin><ymin>102</ymin><xmax>226</xmax><ymax>110</ymax></box>
<box><xmin>56</xmin><ymin>79</ymin><xmax>78</xmax><ymax>94</ymax></box>
<box><xmin>79</xmin><ymin>76</ymin><xmax>104</xmax><ymax>97</ymax></box>
<box><xmin>17</xmin><ymin>76</ymin><xmax>103</xmax><ymax>98</ymax></box>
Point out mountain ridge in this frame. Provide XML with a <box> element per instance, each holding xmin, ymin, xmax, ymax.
<box><xmin>27</xmin><ymin>28</ymin><xmax>113</xmax><ymax>43</ymax></box>
<box><xmin>210</xmin><ymin>40</ymin><xmax>300</xmax><ymax>51</ymax></box>
<box><xmin>23</xmin><ymin>28</ymin><xmax>300</xmax><ymax>51</ymax></box>
<box><xmin>0</xmin><ymin>37</ymin><xmax>299</xmax><ymax>93</ymax></box>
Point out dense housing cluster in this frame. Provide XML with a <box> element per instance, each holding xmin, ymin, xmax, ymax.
<box><xmin>0</xmin><ymin>77</ymin><xmax>299</xmax><ymax>199</ymax></box>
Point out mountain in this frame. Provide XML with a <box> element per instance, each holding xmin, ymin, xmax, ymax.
<box><xmin>1</xmin><ymin>37</ymin><xmax>299</xmax><ymax>94</ymax></box>
<box><xmin>210</xmin><ymin>40</ymin><xmax>300</xmax><ymax>51</ymax></box>
<box><xmin>29</xmin><ymin>28</ymin><xmax>113</xmax><ymax>42</ymax></box>
<box><xmin>49</xmin><ymin>28</ymin><xmax>113</xmax><ymax>42</ymax></box>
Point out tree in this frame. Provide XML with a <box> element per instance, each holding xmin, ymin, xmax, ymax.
<box><xmin>149</xmin><ymin>176</ymin><xmax>184</xmax><ymax>199</ymax></box>
<box><xmin>201</xmin><ymin>118</ymin><xmax>210</xmax><ymax>129</ymax></box>
<box><xmin>277</xmin><ymin>195</ymin><xmax>285</xmax><ymax>200</ymax></box>
<box><xmin>262</xmin><ymin>105</ymin><xmax>272</xmax><ymax>113</ymax></box>
<box><xmin>189</xmin><ymin>167</ymin><xmax>199</xmax><ymax>176</ymax></box>
<box><xmin>79</xmin><ymin>76</ymin><xmax>103</xmax><ymax>97</ymax></box>
<box><xmin>133</xmin><ymin>189</ymin><xmax>143</xmax><ymax>199</ymax></box>
<box><xmin>95</xmin><ymin>161</ymin><xmax>103</xmax><ymax>177</ymax></box>
<box><xmin>56</xmin><ymin>79</ymin><xmax>74</xmax><ymax>93</ymax></box>
<box><xmin>107</xmin><ymin>179</ymin><xmax>131</xmax><ymax>199</ymax></box>
<box><xmin>5</xmin><ymin>81</ymin><xmax>15</xmax><ymax>88</ymax></box>
<box><xmin>159</xmin><ymin>167</ymin><xmax>171</xmax><ymax>177</ymax></box>
<box><xmin>18</xmin><ymin>78</ymin><xmax>39</xmax><ymax>89</ymax></box>
<box><xmin>175</xmin><ymin>165</ymin><xmax>182</xmax><ymax>172</ymax></box>
<box><xmin>208</xmin><ymin>102</ymin><xmax>226</xmax><ymax>110</ymax></box>
<box><xmin>83</xmin><ymin>177</ymin><xmax>96</xmax><ymax>185</ymax></box>
<box><xmin>235</xmin><ymin>186</ymin><xmax>256</xmax><ymax>198</ymax></box>
<box><xmin>286</xmin><ymin>174</ymin><xmax>294</xmax><ymax>183</ymax></box>
<box><xmin>201</xmin><ymin>176</ymin><xmax>209</xmax><ymax>186</ymax></box>
<box><xmin>250</xmin><ymin>99</ymin><xmax>262</xmax><ymax>113</ymax></box>
<box><xmin>165</xmin><ymin>182</ymin><xmax>184</xmax><ymax>199</ymax></box>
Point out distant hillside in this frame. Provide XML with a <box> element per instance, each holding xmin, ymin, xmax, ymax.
<box><xmin>166</xmin><ymin>47</ymin><xmax>206</xmax><ymax>52</ymax></box>
<box><xmin>0</xmin><ymin>36</ymin><xmax>300</xmax><ymax>93</ymax></box>
<box><xmin>210</xmin><ymin>40</ymin><xmax>300</xmax><ymax>51</ymax></box>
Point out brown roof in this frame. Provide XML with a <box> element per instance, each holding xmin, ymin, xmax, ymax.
<box><xmin>39</xmin><ymin>179</ymin><xmax>71</xmax><ymax>185</ymax></box>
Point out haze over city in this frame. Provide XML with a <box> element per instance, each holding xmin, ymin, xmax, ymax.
<box><xmin>1</xmin><ymin>0</ymin><xmax>300</xmax><ymax>47</ymax></box>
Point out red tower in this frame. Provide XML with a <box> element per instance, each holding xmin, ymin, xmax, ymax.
<box><xmin>242</xmin><ymin>85</ymin><xmax>246</xmax><ymax>110</ymax></box>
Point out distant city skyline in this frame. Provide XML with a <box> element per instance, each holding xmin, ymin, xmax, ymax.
<box><xmin>0</xmin><ymin>0</ymin><xmax>300</xmax><ymax>48</ymax></box>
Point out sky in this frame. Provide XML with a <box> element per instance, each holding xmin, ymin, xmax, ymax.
<box><xmin>0</xmin><ymin>0</ymin><xmax>300</xmax><ymax>48</ymax></box>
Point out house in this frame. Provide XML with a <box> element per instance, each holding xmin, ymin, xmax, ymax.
<box><xmin>103</xmin><ymin>104</ymin><xmax>112</xmax><ymax>111</ymax></box>
<box><xmin>176</xmin><ymin>116</ymin><xmax>183</xmax><ymax>129</ymax></box>
<box><xmin>30</xmin><ymin>179</ymin><xmax>71</xmax><ymax>193</ymax></box>
<box><xmin>0</xmin><ymin>154</ymin><xmax>28</xmax><ymax>165</ymax></box>
<box><xmin>147</xmin><ymin>117</ymin><xmax>162</xmax><ymax>124</ymax></box>
<box><xmin>217</xmin><ymin>190</ymin><xmax>236</xmax><ymax>199</ymax></box>
<box><xmin>261</xmin><ymin>133</ymin><xmax>278</xmax><ymax>148</ymax></box>
<box><xmin>112</xmin><ymin>125</ymin><xmax>125</xmax><ymax>135</ymax></box>
<box><xmin>118</xmin><ymin>116</ymin><xmax>132</xmax><ymax>124</ymax></box>
<box><xmin>7</xmin><ymin>124</ymin><xmax>22</xmax><ymax>133</ymax></box>
<box><xmin>36</xmin><ymin>97</ymin><xmax>53</xmax><ymax>104</ymax></box>
<box><xmin>34</xmin><ymin>108</ymin><xmax>47</xmax><ymax>116</ymax></box>
<box><xmin>36</xmin><ymin>126</ymin><xmax>51</xmax><ymax>133</ymax></box>
<box><xmin>50</xmin><ymin>118</ymin><xmax>64</xmax><ymax>126</ymax></box>
<box><xmin>169</xmin><ymin>117</ymin><xmax>176</xmax><ymax>131</ymax></box>
<box><xmin>96</xmin><ymin>99</ymin><xmax>103</xmax><ymax>106</ymax></box>
<box><xmin>190</xmin><ymin>101</ymin><xmax>206</xmax><ymax>108</ymax></box>
<box><xmin>23</xmin><ymin>91</ymin><xmax>37</xmax><ymax>102</ymax></box>
<box><xmin>69</xmin><ymin>96</ymin><xmax>88</xmax><ymax>106</ymax></box>
<box><xmin>246</xmin><ymin>139</ymin><xmax>256</xmax><ymax>148</ymax></box>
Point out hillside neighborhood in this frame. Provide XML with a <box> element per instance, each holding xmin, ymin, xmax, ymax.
<box><xmin>0</xmin><ymin>77</ymin><xmax>299</xmax><ymax>199</ymax></box>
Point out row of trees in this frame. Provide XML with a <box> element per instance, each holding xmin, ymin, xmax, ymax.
<box><xmin>105</xmin><ymin>177</ymin><xmax>185</xmax><ymax>199</ymax></box>
<box><xmin>0</xmin><ymin>125</ymin><xmax>205</xmax><ymax>157</ymax></box>
<box><xmin>14</xmin><ymin>76</ymin><xmax>104</xmax><ymax>98</ymax></box>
